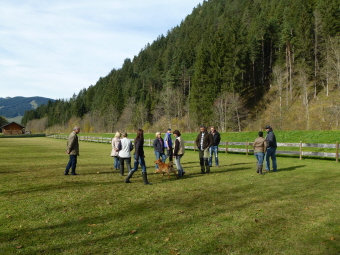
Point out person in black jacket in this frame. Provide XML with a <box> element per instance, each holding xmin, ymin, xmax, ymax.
<box><xmin>264</xmin><ymin>125</ymin><xmax>277</xmax><ymax>172</ymax></box>
<box><xmin>209</xmin><ymin>126</ymin><xmax>221</xmax><ymax>167</ymax></box>
<box><xmin>153</xmin><ymin>132</ymin><xmax>165</xmax><ymax>170</ymax></box>
<box><xmin>195</xmin><ymin>125</ymin><xmax>213</xmax><ymax>174</ymax></box>
<box><xmin>124</xmin><ymin>129</ymin><xmax>152</xmax><ymax>185</ymax></box>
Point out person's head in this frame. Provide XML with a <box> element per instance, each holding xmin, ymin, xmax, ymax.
<box><xmin>265</xmin><ymin>125</ymin><xmax>271</xmax><ymax>131</ymax></box>
<box><xmin>211</xmin><ymin>126</ymin><xmax>216</xmax><ymax>133</ymax></box>
<box><xmin>115</xmin><ymin>131</ymin><xmax>121</xmax><ymax>138</ymax></box>
<box><xmin>73</xmin><ymin>126</ymin><xmax>80</xmax><ymax>134</ymax></box>
<box><xmin>136</xmin><ymin>129</ymin><xmax>144</xmax><ymax>140</ymax></box>
<box><xmin>200</xmin><ymin>125</ymin><xmax>206</xmax><ymax>133</ymax></box>
<box><xmin>155</xmin><ymin>132</ymin><xmax>161</xmax><ymax>138</ymax></box>
<box><xmin>122</xmin><ymin>132</ymin><xmax>128</xmax><ymax>138</ymax></box>
<box><xmin>167</xmin><ymin>128</ymin><xmax>171</xmax><ymax>134</ymax></box>
<box><xmin>173</xmin><ymin>130</ymin><xmax>181</xmax><ymax>137</ymax></box>
<box><xmin>258</xmin><ymin>131</ymin><xmax>263</xmax><ymax>137</ymax></box>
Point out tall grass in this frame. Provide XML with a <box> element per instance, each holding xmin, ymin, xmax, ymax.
<box><xmin>1</xmin><ymin>138</ymin><xmax>340</xmax><ymax>254</ymax></box>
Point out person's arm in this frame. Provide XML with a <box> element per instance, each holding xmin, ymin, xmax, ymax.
<box><xmin>216</xmin><ymin>133</ymin><xmax>221</xmax><ymax>145</ymax></box>
<box><xmin>66</xmin><ymin>133</ymin><xmax>75</xmax><ymax>153</ymax></box>
<box><xmin>135</xmin><ymin>139</ymin><xmax>140</xmax><ymax>159</ymax></box>
<box><xmin>208</xmin><ymin>134</ymin><xmax>213</xmax><ymax>148</ymax></box>
<box><xmin>253</xmin><ymin>139</ymin><xmax>257</xmax><ymax>149</ymax></box>
<box><xmin>266</xmin><ymin>133</ymin><xmax>273</xmax><ymax>148</ymax></box>
<box><xmin>164</xmin><ymin>134</ymin><xmax>169</xmax><ymax>149</ymax></box>
<box><xmin>195</xmin><ymin>134</ymin><xmax>200</xmax><ymax>148</ymax></box>
<box><xmin>173</xmin><ymin>139</ymin><xmax>180</xmax><ymax>156</ymax></box>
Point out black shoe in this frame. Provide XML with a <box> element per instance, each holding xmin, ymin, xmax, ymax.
<box><xmin>64</xmin><ymin>172</ymin><xmax>69</xmax><ymax>175</ymax></box>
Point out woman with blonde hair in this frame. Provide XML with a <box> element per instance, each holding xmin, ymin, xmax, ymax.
<box><xmin>111</xmin><ymin>131</ymin><xmax>121</xmax><ymax>171</ymax></box>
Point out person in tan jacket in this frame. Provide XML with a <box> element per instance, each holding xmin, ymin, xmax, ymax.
<box><xmin>64</xmin><ymin>127</ymin><xmax>80</xmax><ymax>175</ymax></box>
<box><xmin>253</xmin><ymin>131</ymin><xmax>267</xmax><ymax>175</ymax></box>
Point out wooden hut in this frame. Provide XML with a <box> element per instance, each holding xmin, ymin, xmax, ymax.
<box><xmin>1</xmin><ymin>122</ymin><xmax>25</xmax><ymax>135</ymax></box>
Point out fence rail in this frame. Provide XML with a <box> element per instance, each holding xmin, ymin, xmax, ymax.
<box><xmin>46</xmin><ymin>135</ymin><xmax>340</xmax><ymax>162</ymax></box>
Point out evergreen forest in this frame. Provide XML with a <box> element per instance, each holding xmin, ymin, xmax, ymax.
<box><xmin>22</xmin><ymin>0</ymin><xmax>340</xmax><ymax>133</ymax></box>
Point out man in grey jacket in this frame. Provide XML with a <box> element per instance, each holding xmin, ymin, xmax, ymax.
<box><xmin>264</xmin><ymin>125</ymin><xmax>277</xmax><ymax>172</ymax></box>
<box><xmin>64</xmin><ymin>127</ymin><xmax>80</xmax><ymax>175</ymax></box>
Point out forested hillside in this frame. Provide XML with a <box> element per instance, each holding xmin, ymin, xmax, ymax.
<box><xmin>22</xmin><ymin>0</ymin><xmax>340</xmax><ymax>133</ymax></box>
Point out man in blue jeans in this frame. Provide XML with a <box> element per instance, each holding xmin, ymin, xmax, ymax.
<box><xmin>209</xmin><ymin>126</ymin><xmax>221</xmax><ymax>167</ymax></box>
<box><xmin>264</xmin><ymin>125</ymin><xmax>277</xmax><ymax>172</ymax></box>
<box><xmin>64</xmin><ymin>127</ymin><xmax>80</xmax><ymax>175</ymax></box>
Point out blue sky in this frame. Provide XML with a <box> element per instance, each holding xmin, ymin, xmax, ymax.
<box><xmin>0</xmin><ymin>0</ymin><xmax>203</xmax><ymax>100</ymax></box>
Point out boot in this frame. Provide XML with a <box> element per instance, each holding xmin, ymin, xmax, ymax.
<box><xmin>178</xmin><ymin>169</ymin><xmax>183</xmax><ymax>178</ymax></box>
<box><xmin>119</xmin><ymin>165</ymin><xmax>124</xmax><ymax>176</ymax></box>
<box><xmin>256</xmin><ymin>163</ymin><xmax>259</xmax><ymax>173</ymax></box>
<box><xmin>259</xmin><ymin>164</ymin><xmax>263</xmax><ymax>175</ymax></box>
<box><xmin>125</xmin><ymin>171</ymin><xmax>134</xmax><ymax>183</ymax></box>
<box><xmin>205</xmin><ymin>159</ymin><xmax>210</xmax><ymax>173</ymax></box>
<box><xmin>200</xmin><ymin>166</ymin><xmax>205</xmax><ymax>174</ymax></box>
<box><xmin>142</xmin><ymin>172</ymin><xmax>152</xmax><ymax>185</ymax></box>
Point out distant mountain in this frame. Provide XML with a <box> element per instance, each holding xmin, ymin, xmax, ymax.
<box><xmin>0</xmin><ymin>96</ymin><xmax>54</xmax><ymax>124</ymax></box>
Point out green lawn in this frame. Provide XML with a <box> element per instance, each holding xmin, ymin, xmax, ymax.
<box><xmin>1</xmin><ymin>138</ymin><xmax>340</xmax><ymax>254</ymax></box>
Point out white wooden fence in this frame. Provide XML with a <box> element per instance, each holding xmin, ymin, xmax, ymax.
<box><xmin>47</xmin><ymin>135</ymin><xmax>340</xmax><ymax>162</ymax></box>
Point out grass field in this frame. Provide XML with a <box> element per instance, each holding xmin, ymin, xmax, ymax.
<box><xmin>1</xmin><ymin>137</ymin><xmax>340</xmax><ymax>254</ymax></box>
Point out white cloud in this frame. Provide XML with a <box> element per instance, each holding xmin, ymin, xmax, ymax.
<box><xmin>0</xmin><ymin>0</ymin><xmax>203</xmax><ymax>99</ymax></box>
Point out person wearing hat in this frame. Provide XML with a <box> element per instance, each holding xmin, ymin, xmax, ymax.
<box><xmin>264</xmin><ymin>125</ymin><xmax>277</xmax><ymax>172</ymax></box>
<box><xmin>195</xmin><ymin>125</ymin><xmax>213</xmax><ymax>174</ymax></box>
<box><xmin>164</xmin><ymin>128</ymin><xmax>173</xmax><ymax>162</ymax></box>
<box><xmin>253</xmin><ymin>131</ymin><xmax>267</xmax><ymax>175</ymax></box>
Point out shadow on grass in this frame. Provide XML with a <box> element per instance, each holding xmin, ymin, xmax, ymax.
<box><xmin>276</xmin><ymin>165</ymin><xmax>306</xmax><ymax>172</ymax></box>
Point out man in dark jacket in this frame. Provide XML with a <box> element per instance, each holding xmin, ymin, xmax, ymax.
<box><xmin>209</xmin><ymin>126</ymin><xmax>221</xmax><ymax>167</ymax></box>
<box><xmin>264</xmin><ymin>125</ymin><xmax>277</xmax><ymax>172</ymax></box>
<box><xmin>195</xmin><ymin>125</ymin><xmax>213</xmax><ymax>174</ymax></box>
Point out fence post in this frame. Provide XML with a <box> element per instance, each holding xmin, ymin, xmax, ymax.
<box><xmin>246</xmin><ymin>141</ymin><xmax>249</xmax><ymax>156</ymax></box>
<box><xmin>225</xmin><ymin>141</ymin><xmax>228</xmax><ymax>154</ymax></box>
<box><xmin>299</xmin><ymin>141</ymin><xmax>302</xmax><ymax>160</ymax></box>
<box><xmin>336</xmin><ymin>141</ymin><xmax>339</xmax><ymax>163</ymax></box>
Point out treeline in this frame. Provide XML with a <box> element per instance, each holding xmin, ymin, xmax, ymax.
<box><xmin>22</xmin><ymin>0</ymin><xmax>340</xmax><ymax>133</ymax></box>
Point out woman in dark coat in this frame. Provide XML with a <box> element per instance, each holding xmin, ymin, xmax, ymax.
<box><xmin>153</xmin><ymin>131</ymin><xmax>165</xmax><ymax>169</ymax></box>
<box><xmin>124</xmin><ymin>129</ymin><xmax>152</xmax><ymax>185</ymax></box>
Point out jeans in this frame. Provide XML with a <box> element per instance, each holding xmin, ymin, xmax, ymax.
<box><xmin>154</xmin><ymin>151</ymin><xmax>166</xmax><ymax>169</ymax></box>
<box><xmin>265</xmin><ymin>148</ymin><xmax>277</xmax><ymax>171</ymax></box>
<box><xmin>174</xmin><ymin>155</ymin><xmax>184</xmax><ymax>176</ymax></box>
<box><xmin>209</xmin><ymin>146</ymin><xmax>219</xmax><ymax>166</ymax></box>
<box><xmin>131</xmin><ymin>155</ymin><xmax>147</xmax><ymax>173</ymax></box>
<box><xmin>254</xmin><ymin>152</ymin><xmax>264</xmax><ymax>165</ymax></box>
<box><xmin>65</xmin><ymin>155</ymin><xmax>77</xmax><ymax>174</ymax></box>
<box><xmin>113</xmin><ymin>156</ymin><xmax>120</xmax><ymax>169</ymax></box>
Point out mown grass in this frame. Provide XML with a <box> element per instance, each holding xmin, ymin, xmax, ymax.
<box><xmin>1</xmin><ymin>138</ymin><xmax>340</xmax><ymax>254</ymax></box>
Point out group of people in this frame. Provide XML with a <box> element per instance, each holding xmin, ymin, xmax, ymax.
<box><xmin>63</xmin><ymin>124</ymin><xmax>277</xmax><ymax>182</ymax></box>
